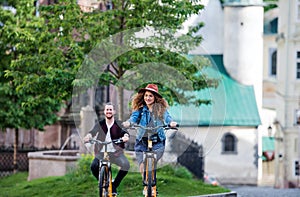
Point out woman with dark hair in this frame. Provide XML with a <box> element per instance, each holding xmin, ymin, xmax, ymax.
<box><xmin>123</xmin><ymin>84</ymin><xmax>177</xmax><ymax>194</ymax></box>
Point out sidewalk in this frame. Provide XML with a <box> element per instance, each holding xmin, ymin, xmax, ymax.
<box><xmin>189</xmin><ymin>191</ymin><xmax>237</xmax><ymax>197</ymax></box>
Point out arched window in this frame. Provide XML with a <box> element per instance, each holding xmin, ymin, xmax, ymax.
<box><xmin>269</xmin><ymin>48</ymin><xmax>277</xmax><ymax>77</ymax></box>
<box><xmin>222</xmin><ymin>133</ymin><xmax>237</xmax><ymax>154</ymax></box>
<box><xmin>271</xmin><ymin>50</ymin><xmax>277</xmax><ymax>76</ymax></box>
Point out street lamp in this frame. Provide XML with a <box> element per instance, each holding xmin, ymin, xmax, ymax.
<box><xmin>268</xmin><ymin>126</ymin><xmax>272</xmax><ymax>138</ymax></box>
<box><xmin>273</xmin><ymin>121</ymin><xmax>285</xmax><ymax>188</ymax></box>
<box><xmin>268</xmin><ymin>125</ymin><xmax>283</xmax><ymax>142</ymax></box>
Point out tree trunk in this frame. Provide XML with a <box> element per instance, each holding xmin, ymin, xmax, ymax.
<box><xmin>117</xmin><ymin>86</ymin><xmax>124</xmax><ymax>121</ymax></box>
<box><xmin>13</xmin><ymin>128</ymin><xmax>19</xmax><ymax>174</ymax></box>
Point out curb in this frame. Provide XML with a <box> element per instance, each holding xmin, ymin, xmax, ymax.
<box><xmin>189</xmin><ymin>191</ymin><xmax>237</xmax><ymax>197</ymax></box>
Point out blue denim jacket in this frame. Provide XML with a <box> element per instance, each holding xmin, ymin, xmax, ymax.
<box><xmin>129</xmin><ymin>105</ymin><xmax>173</xmax><ymax>141</ymax></box>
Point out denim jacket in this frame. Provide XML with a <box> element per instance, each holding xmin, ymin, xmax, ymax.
<box><xmin>129</xmin><ymin>105</ymin><xmax>173</xmax><ymax>141</ymax></box>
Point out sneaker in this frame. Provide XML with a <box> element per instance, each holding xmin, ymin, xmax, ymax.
<box><xmin>142</xmin><ymin>186</ymin><xmax>157</xmax><ymax>196</ymax></box>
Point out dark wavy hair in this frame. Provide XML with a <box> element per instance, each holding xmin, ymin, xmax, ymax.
<box><xmin>131</xmin><ymin>91</ymin><xmax>169</xmax><ymax>120</ymax></box>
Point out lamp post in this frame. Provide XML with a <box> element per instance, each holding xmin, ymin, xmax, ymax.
<box><xmin>268</xmin><ymin>126</ymin><xmax>272</xmax><ymax>138</ymax></box>
<box><xmin>268</xmin><ymin>125</ymin><xmax>283</xmax><ymax>142</ymax></box>
<box><xmin>273</xmin><ymin>121</ymin><xmax>285</xmax><ymax>188</ymax></box>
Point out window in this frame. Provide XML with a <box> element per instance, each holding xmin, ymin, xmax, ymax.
<box><xmin>296</xmin><ymin>109</ymin><xmax>300</xmax><ymax>125</ymax></box>
<box><xmin>264</xmin><ymin>18</ymin><xmax>278</xmax><ymax>34</ymax></box>
<box><xmin>295</xmin><ymin>161</ymin><xmax>300</xmax><ymax>176</ymax></box>
<box><xmin>297</xmin><ymin>63</ymin><xmax>300</xmax><ymax>79</ymax></box>
<box><xmin>222</xmin><ymin>133</ymin><xmax>238</xmax><ymax>154</ymax></box>
<box><xmin>269</xmin><ymin>48</ymin><xmax>277</xmax><ymax>76</ymax></box>
<box><xmin>106</xmin><ymin>0</ymin><xmax>113</xmax><ymax>10</ymax></box>
<box><xmin>270</xmin><ymin>18</ymin><xmax>278</xmax><ymax>34</ymax></box>
<box><xmin>297</xmin><ymin>51</ymin><xmax>300</xmax><ymax>79</ymax></box>
<box><xmin>34</xmin><ymin>0</ymin><xmax>40</xmax><ymax>17</ymax></box>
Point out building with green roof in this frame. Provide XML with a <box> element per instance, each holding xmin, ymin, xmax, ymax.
<box><xmin>167</xmin><ymin>54</ymin><xmax>262</xmax><ymax>185</ymax></box>
<box><xmin>170</xmin><ymin>55</ymin><xmax>261</xmax><ymax>127</ymax></box>
<box><xmin>165</xmin><ymin>0</ymin><xmax>265</xmax><ymax>185</ymax></box>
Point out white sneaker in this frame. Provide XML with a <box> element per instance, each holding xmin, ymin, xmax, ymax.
<box><xmin>142</xmin><ymin>186</ymin><xmax>156</xmax><ymax>196</ymax></box>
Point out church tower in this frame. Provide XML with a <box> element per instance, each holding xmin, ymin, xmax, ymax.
<box><xmin>223</xmin><ymin>0</ymin><xmax>264</xmax><ymax>111</ymax></box>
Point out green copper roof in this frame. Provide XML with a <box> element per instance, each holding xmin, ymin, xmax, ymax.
<box><xmin>169</xmin><ymin>55</ymin><xmax>261</xmax><ymax>127</ymax></box>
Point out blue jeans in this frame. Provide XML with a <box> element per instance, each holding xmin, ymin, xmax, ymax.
<box><xmin>90</xmin><ymin>152</ymin><xmax>130</xmax><ymax>188</ymax></box>
<box><xmin>134</xmin><ymin>139</ymin><xmax>165</xmax><ymax>165</ymax></box>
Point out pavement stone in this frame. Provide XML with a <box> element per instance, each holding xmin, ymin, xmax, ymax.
<box><xmin>224</xmin><ymin>185</ymin><xmax>300</xmax><ymax>197</ymax></box>
<box><xmin>190</xmin><ymin>185</ymin><xmax>300</xmax><ymax>197</ymax></box>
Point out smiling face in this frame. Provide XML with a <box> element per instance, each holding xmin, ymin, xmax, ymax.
<box><xmin>144</xmin><ymin>91</ymin><xmax>155</xmax><ymax>106</ymax></box>
<box><xmin>104</xmin><ymin>104</ymin><xmax>115</xmax><ymax>119</ymax></box>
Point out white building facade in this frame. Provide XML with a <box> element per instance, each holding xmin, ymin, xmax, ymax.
<box><xmin>272</xmin><ymin>0</ymin><xmax>300</xmax><ymax>188</ymax></box>
<box><xmin>178</xmin><ymin>0</ymin><xmax>300</xmax><ymax>187</ymax></box>
<box><xmin>168</xmin><ymin>0</ymin><xmax>265</xmax><ymax>185</ymax></box>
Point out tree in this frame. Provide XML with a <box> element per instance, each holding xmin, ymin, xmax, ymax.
<box><xmin>0</xmin><ymin>0</ymin><xmax>219</xmax><ymax>173</ymax></box>
<box><xmin>7</xmin><ymin>0</ymin><xmax>218</xmax><ymax>121</ymax></box>
<box><xmin>69</xmin><ymin>0</ymin><xmax>219</xmax><ymax>120</ymax></box>
<box><xmin>16</xmin><ymin>0</ymin><xmax>217</xmax><ymax>121</ymax></box>
<box><xmin>263</xmin><ymin>0</ymin><xmax>278</xmax><ymax>12</ymax></box>
<box><xmin>0</xmin><ymin>0</ymin><xmax>82</xmax><ymax>172</ymax></box>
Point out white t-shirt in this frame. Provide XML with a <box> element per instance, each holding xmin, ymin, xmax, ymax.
<box><xmin>101</xmin><ymin>121</ymin><xmax>116</xmax><ymax>153</ymax></box>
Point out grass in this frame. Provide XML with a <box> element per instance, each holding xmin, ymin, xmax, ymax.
<box><xmin>0</xmin><ymin>155</ymin><xmax>230</xmax><ymax>197</ymax></box>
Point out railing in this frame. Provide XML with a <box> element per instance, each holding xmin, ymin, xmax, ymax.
<box><xmin>0</xmin><ymin>147</ymin><xmax>57</xmax><ymax>177</ymax></box>
<box><xmin>170</xmin><ymin>132</ymin><xmax>204</xmax><ymax>180</ymax></box>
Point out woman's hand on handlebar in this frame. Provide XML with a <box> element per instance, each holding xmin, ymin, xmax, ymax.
<box><xmin>122</xmin><ymin>121</ymin><xmax>131</xmax><ymax>128</ymax></box>
<box><xmin>169</xmin><ymin>121</ymin><xmax>178</xmax><ymax>128</ymax></box>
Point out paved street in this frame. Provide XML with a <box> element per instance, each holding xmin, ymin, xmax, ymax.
<box><xmin>225</xmin><ymin>185</ymin><xmax>300</xmax><ymax>197</ymax></box>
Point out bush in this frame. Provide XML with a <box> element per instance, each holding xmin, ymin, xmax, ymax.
<box><xmin>158</xmin><ymin>163</ymin><xmax>193</xmax><ymax>179</ymax></box>
<box><xmin>174</xmin><ymin>166</ymin><xmax>193</xmax><ymax>179</ymax></box>
<box><xmin>66</xmin><ymin>154</ymin><xmax>94</xmax><ymax>181</ymax></box>
<box><xmin>76</xmin><ymin>154</ymin><xmax>94</xmax><ymax>174</ymax></box>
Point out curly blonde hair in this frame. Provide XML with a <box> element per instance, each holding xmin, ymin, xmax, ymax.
<box><xmin>131</xmin><ymin>91</ymin><xmax>169</xmax><ymax>120</ymax></box>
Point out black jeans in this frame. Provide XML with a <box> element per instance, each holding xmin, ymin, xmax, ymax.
<box><xmin>90</xmin><ymin>153</ymin><xmax>130</xmax><ymax>188</ymax></box>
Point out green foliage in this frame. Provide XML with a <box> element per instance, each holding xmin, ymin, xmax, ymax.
<box><xmin>264</xmin><ymin>0</ymin><xmax>278</xmax><ymax>12</ymax></box>
<box><xmin>0</xmin><ymin>163</ymin><xmax>230</xmax><ymax>197</ymax></box>
<box><xmin>69</xmin><ymin>0</ymin><xmax>218</xmax><ymax>112</ymax></box>
<box><xmin>66</xmin><ymin>154</ymin><xmax>94</xmax><ymax>180</ymax></box>
<box><xmin>0</xmin><ymin>0</ymin><xmax>218</xmax><ymax>130</ymax></box>
<box><xmin>4</xmin><ymin>1</ymin><xmax>216</xmax><ymax>125</ymax></box>
<box><xmin>158</xmin><ymin>163</ymin><xmax>194</xmax><ymax>179</ymax></box>
<box><xmin>0</xmin><ymin>0</ymin><xmax>82</xmax><ymax>130</ymax></box>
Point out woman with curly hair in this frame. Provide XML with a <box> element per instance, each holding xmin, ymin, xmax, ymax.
<box><xmin>123</xmin><ymin>84</ymin><xmax>177</xmax><ymax>194</ymax></box>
